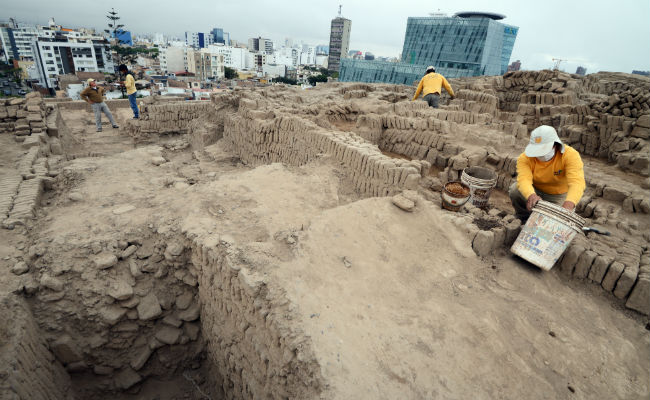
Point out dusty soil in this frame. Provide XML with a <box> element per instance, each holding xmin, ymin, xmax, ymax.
<box><xmin>2</xmin><ymin>91</ymin><xmax>648</xmax><ymax>399</ymax></box>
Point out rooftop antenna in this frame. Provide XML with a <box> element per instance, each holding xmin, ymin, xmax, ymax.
<box><xmin>429</xmin><ymin>9</ymin><xmax>447</xmax><ymax>17</ymax></box>
<box><xmin>338</xmin><ymin>5</ymin><xmax>342</xmax><ymax>17</ymax></box>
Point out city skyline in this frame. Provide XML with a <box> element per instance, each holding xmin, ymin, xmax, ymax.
<box><xmin>2</xmin><ymin>0</ymin><xmax>649</xmax><ymax>74</ymax></box>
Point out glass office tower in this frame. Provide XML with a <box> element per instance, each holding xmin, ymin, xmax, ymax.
<box><xmin>340</xmin><ymin>12</ymin><xmax>518</xmax><ymax>84</ymax></box>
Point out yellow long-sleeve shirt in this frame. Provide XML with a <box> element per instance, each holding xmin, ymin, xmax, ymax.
<box><xmin>124</xmin><ymin>73</ymin><xmax>136</xmax><ymax>95</ymax></box>
<box><xmin>412</xmin><ymin>72</ymin><xmax>454</xmax><ymax>101</ymax></box>
<box><xmin>516</xmin><ymin>145</ymin><xmax>586</xmax><ymax>205</ymax></box>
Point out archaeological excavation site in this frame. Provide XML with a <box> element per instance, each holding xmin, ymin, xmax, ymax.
<box><xmin>1</xmin><ymin>70</ymin><xmax>649</xmax><ymax>399</ymax></box>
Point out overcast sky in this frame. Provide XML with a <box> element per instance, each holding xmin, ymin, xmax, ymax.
<box><xmin>3</xmin><ymin>0</ymin><xmax>649</xmax><ymax>73</ymax></box>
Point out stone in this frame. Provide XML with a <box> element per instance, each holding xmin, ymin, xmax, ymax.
<box><xmin>613</xmin><ymin>265</ymin><xmax>639</xmax><ymax>299</ymax></box>
<box><xmin>573</xmin><ymin>250</ymin><xmax>597</xmax><ymax>279</ymax></box>
<box><xmin>602</xmin><ymin>186</ymin><xmax>630</xmax><ymax>202</ymax></box>
<box><xmin>601</xmin><ymin>261</ymin><xmax>625</xmax><ymax>292</ymax></box>
<box><xmin>151</xmin><ymin>156</ymin><xmax>167</xmax><ymax>166</ymax></box>
<box><xmin>112</xmin><ymin>204</ymin><xmax>136</xmax><ymax>215</ymax></box>
<box><xmin>51</xmin><ymin>334</ymin><xmax>83</xmax><ymax>365</ymax></box>
<box><xmin>93</xmin><ymin>365</ymin><xmax>114</xmax><ymax>375</ymax></box>
<box><xmin>588</xmin><ymin>255</ymin><xmax>614</xmax><ymax>284</ymax></box>
<box><xmin>11</xmin><ymin>261</ymin><xmax>29</xmax><ymax>275</ymax></box>
<box><xmin>155</xmin><ymin>326</ymin><xmax>182</xmax><ymax>345</ymax></box>
<box><xmin>177</xmin><ymin>302</ymin><xmax>200</xmax><ymax>321</ymax></box>
<box><xmin>630</xmin><ymin>125</ymin><xmax>649</xmax><ymax>139</ymax></box>
<box><xmin>391</xmin><ymin>194</ymin><xmax>415</xmax><ymax>212</ymax></box>
<box><xmin>68</xmin><ymin>192</ymin><xmax>83</xmax><ymax>202</ymax></box>
<box><xmin>107</xmin><ymin>280</ymin><xmax>134</xmax><ymax>301</ymax></box>
<box><xmin>175</xmin><ymin>292</ymin><xmax>194</xmax><ymax>310</ymax></box>
<box><xmin>99</xmin><ymin>305</ymin><xmax>127</xmax><ymax>325</ymax></box>
<box><xmin>114</xmin><ymin>368</ymin><xmax>142</xmax><ymax>390</ymax></box>
<box><xmin>120</xmin><ymin>297</ymin><xmax>140</xmax><ymax>309</ymax></box>
<box><xmin>129</xmin><ymin>259</ymin><xmax>143</xmax><ymax>279</ymax></box>
<box><xmin>184</xmin><ymin>322</ymin><xmax>200</xmax><ymax>341</ymax></box>
<box><xmin>491</xmin><ymin>227</ymin><xmax>506</xmax><ymax>249</ymax></box>
<box><xmin>162</xmin><ymin>314</ymin><xmax>183</xmax><ymax>328</ymax></box>
<box><xmin>40</xmin><ymin>275</ymin><xmax>64</xmax><ymax>292</ymax></box>
<box><xmin>137</xmin><ymin>292</ymin><xmax>162</xmax><ymax>320</ymax></box>
<box><xmin>504</xmin><ymin>219</ymin><xmax>521</xmax><ymax>246</ymax></box>
<box><xmin>130</xmin><ymin>347</ymin><xmax>152</xmax><ymax>371</ymax></box>
<box><xmin>121</xmin><ymin>245</ymin><xmax>138</xmax><ymax>259</ymax></box>
<box><xmin>636</xmin><ymin>114</ymin><xmax>650</xmax><ymax>128</ymax></box>
<box><xmin>625</xmin><ymin>277</ymin><xmax>650</xmax><ymax>315</ymax></box>
<box><xmin>94</xmin><ymin>253</ymin><xmax>118</xmax><ymax>269</ymax></box>
<box><xmin>472</xmin><ymin>230</ymin><xmax>494</xmax><ymax>257</ymax></box>
<box><xmin>559</xmin><ymin>245</ymin><xmax>585</xmax><ymax>276</ymax></box>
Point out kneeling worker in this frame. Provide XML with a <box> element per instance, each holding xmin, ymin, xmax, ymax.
<box><xmin>509</xmin><ymin>125</ymin><xmax>586</xmax><ymax>221</ymax></box>
<box><xmin>411</xmin><ymin>66</ymin><xmax>455</xmax><ymax>108</ymax></box>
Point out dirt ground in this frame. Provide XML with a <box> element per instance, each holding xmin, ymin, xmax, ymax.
<box><xmin>1</xmin><ymin>101</ymin><xmax>648</xmax><ymax>399</ymax></box>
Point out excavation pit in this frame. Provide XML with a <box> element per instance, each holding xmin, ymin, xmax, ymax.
<box><xmin>1</xmin><ymin>72</ymin><xmax>649</xmax><ymax>399</ymax></box>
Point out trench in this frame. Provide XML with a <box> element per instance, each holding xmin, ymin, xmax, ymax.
<box><xmin>3</xmin><ymin>100</ymin><xmax>323</xmax><ymax>400</ymax></box>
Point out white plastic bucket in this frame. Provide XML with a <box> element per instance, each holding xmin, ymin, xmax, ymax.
<box><xmin>441</xmin><ymin>181</ymin><xmax>470</xmax><ymax>212</ymax></box>
<box><xmin>461</xmin><ymin>167</ymin><xmax>497</xmax><ymax>209</ymax></box>
<box><xmin>511</xmin><ymin>200</ymin><xmax>585</xmax><ymax>271</ymax></box>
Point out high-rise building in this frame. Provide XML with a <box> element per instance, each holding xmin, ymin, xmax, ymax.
<box><xmin>211</xmin><ymin>28</ymin><xmax>225</xmax><ymax>44</ymax></box>
<box><xmin>340</xmin><ymin>11</ymin><xmax>518</xmax><ymax>84</ymax></box>
<box><xmin>248</xmin><ymin>37</ymin><xmax>273</xmax><ymax>53</ymax></box>
<box><xmin>575</xmin><ymin>66</ymin><xmax>587</xmax><ymax>76</ymax></box>
<box><xmin>185</xmin><ymin>32</ymin><xmax>214</xmax><ymax>49</ymax></box>
<box><xmin>327</xmin><ymin>10</ymin><xmax>351</xmax><ymax>72</ymax></box>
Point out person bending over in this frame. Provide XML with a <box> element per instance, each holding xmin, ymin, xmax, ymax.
<box><xmin>411</xmin><ymin>66</ymin><xmax>455</xmax><ymax>108</ymax></box>
<box><xmin>509</xmin><ymin>125</ymin><xmax>585</xmax><ymax>221</ymax></box>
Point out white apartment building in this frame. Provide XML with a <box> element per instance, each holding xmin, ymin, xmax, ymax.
<box><xmin>0</xmin><ymin>23</ymin><xmax>102</xmax><ymax>62</ymax></box>
<box><xmin>299</xmin><ymin>46</ymin><xmax>316</xmax><ymax>65</ymax></box>
<box><xmin>273</xmin><ymin>47</ymin><xmax>299</xmax><ymax>68</ymax></box>
<box><xmin>31</xmin><ymin>37</ymin><xmax>114</xmax><ymax>89</ymax></box>
<box><xmin>159</xmin><ymin>46</ymin><xmax>189</xmax><ymax>73</ymax></box>
<box><xmin>205</xmin><ymin>44</ymin><xmax>248</xmax><ymax>70</ymax></box>
<box><xmin>262</xmin><ymin>64</ymin><xmax>286</xmax><ymax>78</ymax></box>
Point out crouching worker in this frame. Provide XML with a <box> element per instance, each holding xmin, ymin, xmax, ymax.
<box><xmin>412</xmin><ymin>66</ymin><xmax>455</xmax><ymax>108</ymax></box>
<box><xmin>509</xmin><ymin>125</ymin><xmax>586</xmax><ymax>221</ymax></box>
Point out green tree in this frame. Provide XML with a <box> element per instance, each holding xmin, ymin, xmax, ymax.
<box><xmin>274</xmin><ymin>76</ymin><xmax>297</xmax><ymax>85</ymax></box>
<box><xmin>224</xmin><ymin>67</ymin><xmax>237</xmax><ymax>79</ymax></box>
<box><xmin>307</xmin><ymin>74</ymin><xmax>328</xmax><ymax>86</ymax></box>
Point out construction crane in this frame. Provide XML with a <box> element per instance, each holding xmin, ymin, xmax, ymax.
<box><xmin>552</xmin><ymin>58</ymin><xmax>567</xmax><ymax>71</ymax></box>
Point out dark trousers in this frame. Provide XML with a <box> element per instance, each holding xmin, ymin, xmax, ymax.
<box><xmin>128</xmin><ymin>93</ymin><xmax>139</xmax><ymax>118</ymax></box>
<box><xmin>424</xmin><ymin>93</ymin><xmax>440</xmax><ymax>108</ymax></box>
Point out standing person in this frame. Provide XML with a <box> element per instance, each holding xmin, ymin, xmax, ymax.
<box><xmin>79</xmin><ymin>79</ymin><xmax>119</xmax><ymax>132</ymax></box>
<box><xmin>509</xmin><ymin>125</ymin><xmax>586</xmax><ymax>221</ymax></box>
<box><xmin>119</xmin><ymin>64</ymin><xmax>139</xmax><ymax>119</ymax></box>
<box><xmin>411</xmin><ymin>66</ymin><xmax>455</xmax><ymax>108</ymax></box>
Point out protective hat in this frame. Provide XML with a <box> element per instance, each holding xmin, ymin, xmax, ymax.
<box><xmin>525</xmin><ymin>125</ymin><xmax>565</xmax><ymax>157</ymax></box>
<box><xmin>426</xmin><ymin>66</ymin><xmax>436</xmax><ymax>73</ymax></box>
<box><xmin>87</xmin><ymin>78</ymin><xmax>95</xmax><ymax>84</ymax></box>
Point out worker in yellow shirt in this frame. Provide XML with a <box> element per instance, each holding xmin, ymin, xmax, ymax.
<box><xmin>509</xmin><ymin>125</ymin><xmax>586</xmax><ymax>221</ymax></box>
<box><xmin>411</xmin><ymin>66</ymin><xmax>455</xmax><ymax>108</ymax></box>
<box><xmin>119</xmin><ymin>64</ymin><xmax>139</xmax><ymax>119</ymax></box>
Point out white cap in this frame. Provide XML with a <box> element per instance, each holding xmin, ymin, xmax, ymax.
<box><xmin>525</xmin><ymin>125</ymin><xmax>565</xmax><ymax>157</ymax></box>
<box><xmin>87</xmin><ymin>78</ymin><xmax>95</xmax><ymax>84</ymax></box>
<box><xmin>426</xmin><ymin>66</ymin><xmax>435</xmax><ymax>73</ymax></box>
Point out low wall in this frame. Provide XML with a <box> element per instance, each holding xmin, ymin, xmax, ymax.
<box><xmin>0</xmin><ymin>296</ymin><xmax>72</xmax><ymax>400</ymax></box>
<box><xmin>185</xmin><ymin>232</ymin><xmax>323</xmax><ymax>399</ymax></box>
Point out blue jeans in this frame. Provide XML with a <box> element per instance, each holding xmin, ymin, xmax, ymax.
<box><xmin>128</xmin><ymin>93</ymin><xmax>139</xmax><ymax>118</ymax></box>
